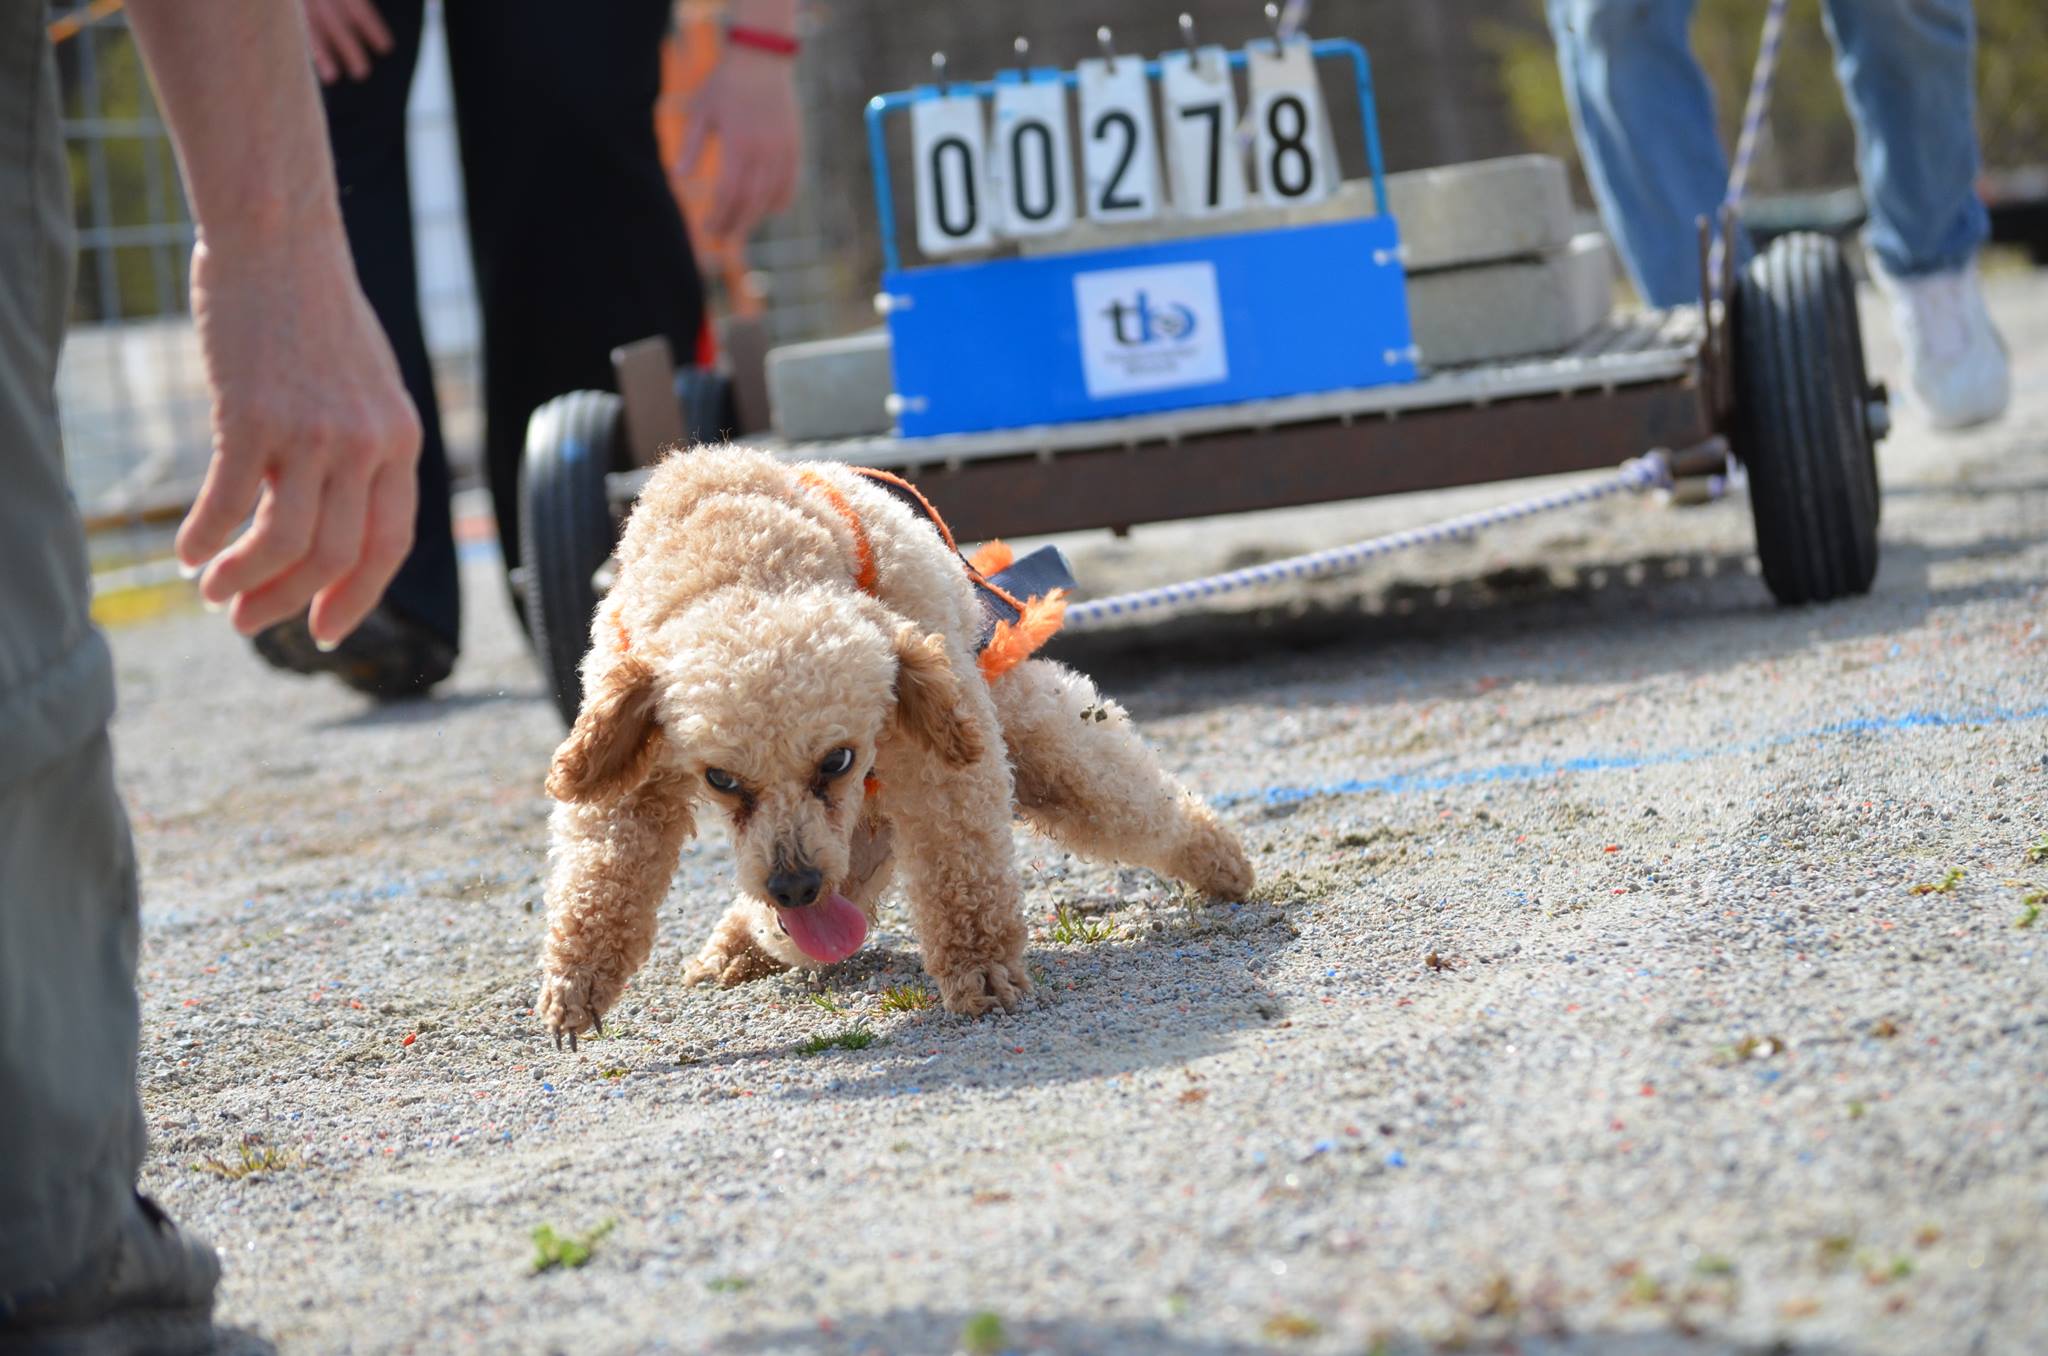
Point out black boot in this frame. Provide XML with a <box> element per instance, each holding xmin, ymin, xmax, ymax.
<box><xmin>252</xmin><ymin>602</ymin><xmax>456</xmax><ymax>700</ymax></box>
<box><xmin>0</xmin><ymin>1192</ymin><xmax>219</xmax><ymax>1355</ymax></box>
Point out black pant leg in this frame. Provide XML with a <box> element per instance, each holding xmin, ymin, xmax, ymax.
<box><xmin>323</xmin><ymin>0</ymin><xmax>461</xmax><ymax>650</ymax></box>
<box><xmin>442</xmin><ymin>0</ymin><xmax>705</xmax><ymax>584</ymax></box>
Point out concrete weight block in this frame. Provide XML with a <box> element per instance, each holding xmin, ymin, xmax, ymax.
<box><xmin>1387</xmin><ymin>154</ymin><xmax>1575</xmax><ymax>272</ymax></box>
<box><xmin>1408</xmin><ymin>231</ymin><xmax>1615</xmax><ymax>367</ymax></box>
<box><xmin>765</xmin><ymin>329</ymin><xmax>893</xmax><ymax>441</ymax></box>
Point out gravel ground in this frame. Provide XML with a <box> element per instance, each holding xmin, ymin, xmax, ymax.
<box><xmin>109</xmin><ymin>270</ymin><xmax>2045</xmax><ymax>1356</ymax></box>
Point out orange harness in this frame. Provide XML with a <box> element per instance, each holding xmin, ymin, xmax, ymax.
<box><xmin>798</xmin><ymin>466</ymin><xmax>1067</xmax><ymax>683</ymax></box>
<box><xmin>609</xmin><ymin>466</ymin><xmax>1066</xmax><ymax>692</ymax></box>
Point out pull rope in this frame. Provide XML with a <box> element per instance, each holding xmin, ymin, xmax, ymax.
<box><xmin>1061</xmin><ymin>452</ymin><xmax>1676</xmax><ymax>632</ymax></box>
<box><xmin>1707</xmin><ymin>0</ymin><xmax>1792</xmax><ymax>293</ymax></box>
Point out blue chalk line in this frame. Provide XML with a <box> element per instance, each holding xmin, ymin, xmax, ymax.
<box><xmin>1220</xmin><ymin>702</ymin><xmax>2048</xmax><ymax>808</ymax></box>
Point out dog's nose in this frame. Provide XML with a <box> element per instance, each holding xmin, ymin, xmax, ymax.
<box><xmin>766</xmin><ymin>865</ymin><xmax>823</xmax><ymax>909</ymax></box>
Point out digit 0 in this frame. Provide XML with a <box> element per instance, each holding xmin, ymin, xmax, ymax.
<box><xmin>929</xmin><ymin>135</ymin><xmax>979</xmax><ymax>238</ymax></box>
<box><xmin>1009</xmin><ymin>121</ymin><xmax>1057</xmax><ymax>223</ymax></box>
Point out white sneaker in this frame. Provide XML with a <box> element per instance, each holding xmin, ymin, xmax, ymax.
<box><xmin>1872</xmin><ymin>256</ymin><xmax>2011</xmax><ymax>431</ymax></box>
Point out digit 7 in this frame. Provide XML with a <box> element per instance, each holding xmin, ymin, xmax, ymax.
<box><xmin>1178</xmin><ymin>102</ymin><xmax>1222</xmax><ymax>210</ymax></box>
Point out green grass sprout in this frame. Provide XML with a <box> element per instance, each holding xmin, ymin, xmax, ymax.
<box><xmin>530</xmin><ymin>1218</ymin><xmax>616</xmax><ymax>1273</ymax></box>
<box><xmin>191</xmin><ymin>1142</ymin><xmax>299</xmax><ymax>1180</ymax></box>
<box><xmin>959</xmin><ymin>1311</ymin><xmax>1007</xmax><ymax>1354</ymax></box>
<box><xmin>1049</xmin><ymin>904</ymin><xmax>1114</xmax><ymax>945</ymax></box>
<box><xmin>878</xmin><ymin>984</ymin><xmax>936</xmax><ymax>1013</ymax></box>
<box><xmin>796</xmin><ymin>1024</ymin><xmax>879</xmax><ymax>1056</ymax></box>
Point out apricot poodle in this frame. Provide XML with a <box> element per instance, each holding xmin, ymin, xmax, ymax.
<box><xmin>535</xmin><ymin>445</ymin><xmax>1252</xmax><ymax>1042</ymax></box>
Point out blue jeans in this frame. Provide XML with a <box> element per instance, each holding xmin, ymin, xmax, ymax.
<box><xmin>1547</xmin><ymin>0</ymin><xmax>1990</xmax><ymax>307</ymax></box>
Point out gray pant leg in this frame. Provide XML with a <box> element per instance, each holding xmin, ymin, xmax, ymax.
<box><xmin>0</xmin><ymin>736</ymin><xmax>145</xmax><ymax>1295</ymax></box>
<box><xmin>0</xmin><ymin>11</ymin><xmax>141</xmax><ymax>1296</ymax></box>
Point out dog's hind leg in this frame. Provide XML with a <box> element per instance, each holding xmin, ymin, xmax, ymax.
<box><xmin>537</xmin><ymin>768</ymin><xmax>696</xmax><ymax>1045</ymax></box>
<box><xmin>683</xmin><ymin>815</ymin><xmax>897</xmax><ymax>987</ymax></box>
<box><xmin>991</xmin><ymin>659</ymin><xmax>1253</xmax><ymax>901</ymax></box>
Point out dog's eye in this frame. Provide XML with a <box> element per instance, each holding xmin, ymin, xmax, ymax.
<box><xmin>703</xmin><ymin>767</ymin><xmax>741</xmax><ymax>793</ymax></box>
<box><xmin>818</xmin><ymin>748</ymin><xmax>855</xmax><ymax>778</ymax></box>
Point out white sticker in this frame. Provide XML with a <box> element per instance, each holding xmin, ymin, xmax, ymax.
<box><xmin>1159</xmin><ymin>47</ymin><xmax>1247</xmax><ymax>217</ymax></box>
<box><xmin>1073</xmin><ymin>261</ymin><xmax>1228</xmax><ymax>399</ymax></box>
<box><xmin>910</xmin><ymin>93</ymin><xmax>993</xmax><ymax>257</ymax></box>
<box><xmin>1245</xmin><ymin>40</ymin><xmax>1335</xmax><ymax>206</ymax></box>
<box><xmin>988</xmin><ymin>77</ymin><xmax>1075</xmax><ymax>238</ymax></box>
<box><xmin>1075</xmin><ymin>56</ymin><xmax>1163</xmax><ymax>223</ymax></box>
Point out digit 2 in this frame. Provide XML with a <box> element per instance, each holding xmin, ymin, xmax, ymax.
<box><xmin>1092</xmin><ymin>109</ymin><xmax>1141</xmax><ymax>212</ymax></box>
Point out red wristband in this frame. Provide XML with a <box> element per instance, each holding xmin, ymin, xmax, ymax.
<box><xmin>726</xmin><ymin>24</ymin><xmax>799</xmax><ymax>57</ymax></box>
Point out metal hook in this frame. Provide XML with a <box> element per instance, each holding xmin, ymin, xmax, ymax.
<box><xmin>1096</xmin><ymin>25</ymin><xmax>1117</xmax><ymax>72</ymax></box>
<box><xmin>1274</xmin><ymin>0</ymin><xmax>1310</xmax><ymax>44</ymax></box>
<box><xmin>1263</xmin><ymin>3</ymin><xmax>1281</xmax><ymax>39</ymax></box>
<box><xmin>1013</xmin><ymin>35</ymin><xmax>1029</xmax><ymax>64</ymax></box>
<box><xmin>1179</xmin><ymin>12</ymin><xmax>1198</xmax><ymax>48</ymax></box>
<box><xmin>930</xmin><ymin>50</ymin><xmax>947</xmax><ymax>86</ymax></box>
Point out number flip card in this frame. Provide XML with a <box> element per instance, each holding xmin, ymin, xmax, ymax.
<box><xmin>1158</xmin><ymin>46</ymin><xmax>1247</xmax><ymax>218</ymax></box>
<box><xmin>911</xmin><ymin>93</ymin><xmax>994</xmax><ymax>256</ymax></box>
<box><xmin>1075</xmin><ymin>56</ymin><xmax>1163</xmax><ymax>224</ymax></box>
<box><xmin>1245</xmin><ymin>39</ymin><xmax>1336</xmax><ymax>206</ymax></box>
<box><xmin>988</xmin><ymin>76</ymin><xmax>1075</xmax><ymax>238</ymax></box>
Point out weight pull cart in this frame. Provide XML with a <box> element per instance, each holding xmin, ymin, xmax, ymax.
<box><xmin>517</xmin><ymin>36</ymin><xmax>1886</xmax><ymax>726</ymax></box>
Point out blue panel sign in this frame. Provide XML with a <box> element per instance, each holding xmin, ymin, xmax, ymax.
<box><xmin>882</xmin><ymin>216</ymin><xmax>1416</xmax><ymax>439</ymax></box>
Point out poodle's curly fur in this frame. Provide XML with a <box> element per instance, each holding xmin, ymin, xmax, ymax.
<box><xmin>535</xmin><ymin>445</ymin><xmax>1253</xmax><ymax>1035</ymax></box>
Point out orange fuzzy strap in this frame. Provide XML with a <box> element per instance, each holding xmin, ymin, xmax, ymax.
<box><xmin>978</xmin><ymin>590</ymin><xmax>1068</xmax><ymax>682</ymax></box>
<box><xmin>798</xmin><ymin>470</ymin><xmax>879</xmax><ymax>595</ymax></box>
<box><xmin>965</xmin><ymin>540</ymin><xmax>1014</xmax><ymax>576</ymax></box>
<box><xmin>801</xmin><ymin>466</ymin><xmax>1065</xmax><ymax>682</ymax></box>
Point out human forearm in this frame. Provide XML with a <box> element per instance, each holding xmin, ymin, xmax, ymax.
<box><xmin>125</xmin><ymin>0</ymin><xmax>342</xmax><ymax>248</ymax></box>
<box><xmin>126</xmin><ymin>0</ymin><xmax>421</xmax><ymax>646</ymax></box>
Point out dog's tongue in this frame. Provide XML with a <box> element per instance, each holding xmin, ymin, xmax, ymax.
<box><xmin>776</xmin><ymin>892</ymin><xmax>868</xmax><ymax>964</ymax></box>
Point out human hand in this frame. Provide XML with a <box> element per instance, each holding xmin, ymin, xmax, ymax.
<box><xmin>681</xmin><ymin>46</ymin><xmax>802</xmax><ymax>239</ymax></box>
<box><xmin>302</xmin><ymin>0</ymin><xmax>393</xmax><ymax>84</ymax></box>
<box><xmin>175</xmin><ymin>231</ymin><xmax>422</xmax><ymax>648</ymax></box>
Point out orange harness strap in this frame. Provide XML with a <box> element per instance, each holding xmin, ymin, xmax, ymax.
<box><xmin>842</xmin><ymin>467</ymin><xmax>1031</xmax><ymax>616</ymax></box>
<box><xmin>798</xmin><ymin>470</ymin><xmax>880</xmax><ymax>595</ymax></box>
<box><xmin>612</xmin><ymin>471</ymin><xmax>1060</xmax><ymax>683</ymax></box>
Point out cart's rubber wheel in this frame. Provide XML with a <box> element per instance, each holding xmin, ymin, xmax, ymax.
<box><xmin>1732</xmin><ymin>231</ymin><xmax>1881</xmax><ymax>605</ymax></box>
<box><xmin>519</xmin><ymin>390</ymin><xmax>622</xmax><ymax>726</ymax></box>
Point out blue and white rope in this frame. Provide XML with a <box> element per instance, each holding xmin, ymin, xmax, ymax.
<box><xmin>1706</xmin><ymin>0</ymin><xmax>1791</xmax><ymax>293</ymax></box>
<box><xmin>1060</xmin><ymin>451</ymin><xmax>1675</xmax><ymax>632</ymax></box>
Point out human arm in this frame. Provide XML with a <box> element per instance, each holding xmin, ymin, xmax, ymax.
<box><xmin>125</xmin><ymin>0</ymin><xmax>421</xmax><ymax>646</ymax></box>
<box><xmin>681</xmin><ymin>0</ymin><xmax>803</xmax><ymax>239</ymax></box>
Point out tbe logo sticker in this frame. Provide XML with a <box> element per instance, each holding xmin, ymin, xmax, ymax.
<box><xmin>1073</xmin><ymin>261</ymin><xmax>1228</xmax><ymax>399</ymax></box>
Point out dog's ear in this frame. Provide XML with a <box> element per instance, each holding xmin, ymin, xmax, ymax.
<box><xmin>547</xmin><ymin>656</ymin><xmax>664</xmax><ymax>803</ymax></box>
<box><xmin>891</xmin><ymin>627</ymin><xmax>984</xmax><ymax>768</ymax></box>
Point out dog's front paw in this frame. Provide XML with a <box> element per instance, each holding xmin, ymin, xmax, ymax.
<box><xmin>934</xmin><ymin>958</ymin><xmax>1031</xmax><ymax>1017</ymax></box>
<box><xmin>536</xmin><ymin>969</ymin><xmax>610</xmax><ymax>1051</ymax></box>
